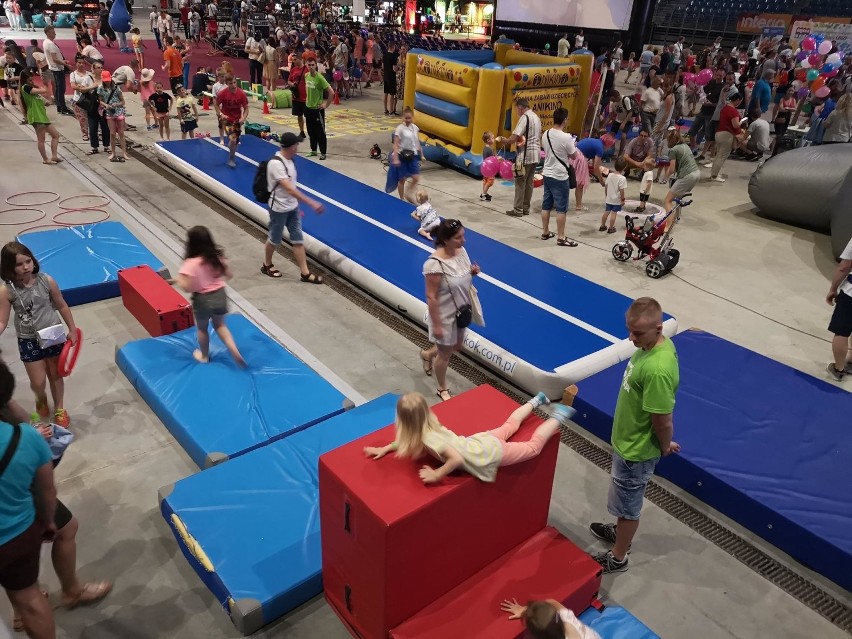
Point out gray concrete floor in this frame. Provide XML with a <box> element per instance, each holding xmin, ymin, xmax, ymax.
<box><xmin>0</xmin><ymin>55</ymin><xmax>849</xmax><ymax>638</ymax></box>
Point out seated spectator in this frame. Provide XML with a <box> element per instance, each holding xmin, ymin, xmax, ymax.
<box><xmin>190</xmin><ymin>65</ymin><xmax>210</xmax><ymax>97</ymax></box>
<box><xmin>620</xmin><ymin>128</ymin><xmax>654</xmax><ymax>177</ymax></box>
<box><xmin>739</xmin><ymin>107</ymin><xmax>771</xmax><ymax>160</ymax></box>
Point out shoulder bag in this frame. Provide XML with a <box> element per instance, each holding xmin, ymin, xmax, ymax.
<box><xmin>545</xmin><ymin>130</ymin><xmax>577</xmax><ymax>189</ymax></box>
<box><xmin>430</xmin><ymin>258</ymin><xmax>472</xmax><ymax>328</ymax></box>
<box><xmin>7</xmin><ymin>279</ymin><xmax>65</xmax><ymax>349</ymax></box>
<box><xmin>74</xmin><ymin>74</ymin><xmax>98</xmax><ymax>113</ymax></box>
<box><xmin>513</xmin><ymin>114</ymin><xmax>530</xmax><ymax>178</ymax></box>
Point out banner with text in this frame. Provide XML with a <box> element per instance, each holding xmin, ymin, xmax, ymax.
<box><xmin>790</xmin><ymin>21</ymin><xmax>852</xmax><ymax>55</ymax></box>
<box><xmin>737</xmin><ymin>13</ymin><xmax>850</xmax><ymax>34</ymax></box>
<box><xmin>514</xmin><ymin>87</ymin><xmax>579</xmax><ymax>131</ymax></box>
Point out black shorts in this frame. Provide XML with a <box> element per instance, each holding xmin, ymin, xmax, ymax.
<box><xmin>384</xmin><ymin>78</ymin><xmax>397</xmax><ymax>95</ymax></box>
<box><xmin>292</xmin><ymin>100</ymin><xmax>305</xmax><ymax>117</ymax></box>
<box><xmin>0</xmin><ymin>521</ymin><xmax>42</xmax><ymax>591</ymax></box>
<box><xmin>828</xmin><ymin>290</ymin><xmax>852</xmax><ymax>337</ymax></box>
<box><xmin>611</xmin><ymin>119</ymin><xmax>627</xmax><ymax>135</ymax></box>
<box><xmin>639</xmin><ymin>192</ymin><xmax>650</xmax><ymax>202</ymax></box>
<box><xmin>180</xmin><ymin>119</ymin><xmax>198</xmax><ymax>133</ymax></box>
<box><xmin>705</xmin><ymin>120</ymin><xmax>719</xmax><ymax>142</ymax></box>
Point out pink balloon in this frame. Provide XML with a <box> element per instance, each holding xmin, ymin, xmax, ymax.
<box><xmin>814</xmin><ymin>86</ymin><xmax>830</xmax><ymax>98</ymax></box>
<box><xmin>802</xmin><ymin>37</ymin><xmax>816</xmax><ymax>51</ymax></box>
<box><xmin>695</xmin><ymin>68</ymin><xmax>713</xmax><ymax>86</ymax></box>
<box><xmin>818</xmin><ymin>40</ymin><xmax>832</xmax><ymax>55</ymax></box>
<box><xmin>481</xmin><ymin>155</ymin><xmax>500</xmax><ymax>178</ymax></box>
<box><xmin>499</xmin><ymin>159</ymin><xmax>514</xmax><ymax>180</ymax></box>
<box><xmin>683</xmin><ymin>72</ymin><xmax>695</xmax><ymax>86</ymax></box>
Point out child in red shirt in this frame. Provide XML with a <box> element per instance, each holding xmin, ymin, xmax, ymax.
<box><xmin>214</xmin><ymin>73</ymin><xmax>248</xmax><ymax>167</ymax></box>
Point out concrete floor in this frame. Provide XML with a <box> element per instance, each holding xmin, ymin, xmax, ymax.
<box><xmin>0</xmin><ymin>34</ymin><xmax>849</xmax><ymax>638</ymax></box>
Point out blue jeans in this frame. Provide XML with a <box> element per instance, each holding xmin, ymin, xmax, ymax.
<box><xmin>607</xmin><ymin>452</ymin><xmax>658</xmax><ymax>520</ymax></box>
<box><xmin>268</xmin><ymin>207</ymin><xmax>303</xmax><ymax>245</ymax></box>
<box><xmin>52</xmin><ymin>69</ymin><xmax>68</xmax><ymax>112</ymax></box>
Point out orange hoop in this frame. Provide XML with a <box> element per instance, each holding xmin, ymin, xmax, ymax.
<box><xmin>58</xmin><ymin>328</ymin><xmax>82</xmax><ymax>378</ymax></box>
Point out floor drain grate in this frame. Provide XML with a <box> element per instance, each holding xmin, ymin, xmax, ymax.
<box><xmin>146</xmin><ymin>149</ymin><xmax>852</xmax><ymax>634</ymax></box>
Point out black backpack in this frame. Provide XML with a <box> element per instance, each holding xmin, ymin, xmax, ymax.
<box><xmin>252</xmin><ymin>156</ymin><xmax>284</xmax><ymax>204</ymax></box>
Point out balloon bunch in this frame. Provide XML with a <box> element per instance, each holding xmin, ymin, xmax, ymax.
<box><xmin>793</xmin><ymin>33</ymin><xmax>841</xmax><ymax>100</ymax></box>
<box><xmin>683</xmin><ymin>68</ymin><xmax>713</xmax><ymax>88</ymax></box>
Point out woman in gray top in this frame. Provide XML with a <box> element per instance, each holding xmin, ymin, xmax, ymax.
<box><xmin>420</xmin><ymin>220</ymin><xmax>481</xmax><ymax>402</ymax></box>
<box><xmin>0</xmin><ymin>242</ymin><xmax>78</xmax><ymax>428</ymax></box>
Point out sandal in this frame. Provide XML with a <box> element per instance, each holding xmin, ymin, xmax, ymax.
<box><xmin>86</xmin><ymin>148</ymin><xmax>99</xmax><ymax>155</ymax></box>
<box><xmin>419</xmin><ymin>349</ymin><xmax>434</xmax><ymax>376</ymax></box>
<box><xmin>300</xmin><ymin>272</ymin><xmax>324</xmax><ymax>284</ymax></box>
<box><xmin>576</xmin><ymin>206</ymin><xmax>589</xmax><ymax>212</ymax></box>
<box><xmin>260</xmin><ymin>263</ymin><xmax>283</xmax><ymax>278</ymax></box>
<box><xmin>436</xmin><ymin>388</ymin><xmax>453</xmax><ymax>402</ymax></box>
<box><xmin>109</xmin><ymin>156</ymin><xmax>121</xmax><ymax>162</ymax></box>
<box><xmin>82</xmin><ymin>134</ymin><xmax>89</xmax><ymax>141</ymax></box>
<box><xmin>62</xmin><ymin>580</ymin><xmax>112</xmax><ymax>609</ymax></box>
<box><xmin>540</xmin><ymin>232</ymin><xmax>555</xmax><ymax>240</ymax></box>
<box><xmin>599</xmin><ymin>225</ymin><xmax>607</xmax><ymax>231</ymax></box>
<box><xmin>557</xmin><ymin>237</ymin><xmax>579</xmax><ymax>247</ymax></box>
<box><xmin>607</xmin><ymin>227</ymin><xmax>617</xmax><ymax>234</ymax></box>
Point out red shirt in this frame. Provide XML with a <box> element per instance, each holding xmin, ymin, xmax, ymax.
<box><xmin>288</xmin><ymin>66</ymin><xmax>306</xmax><ymax>103</ymax></box>
<box><xmin>215</xmin><ymin>87</ymin><xmax>248</xmax><ymax>121</ymax></box>
<box><xmin>717</xmin><ymin>104</ymin><xmax>742</xmax><ymax>135</ymax></box>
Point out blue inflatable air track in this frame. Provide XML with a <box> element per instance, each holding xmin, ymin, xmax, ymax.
<box><xmin>158</xmin><ymin>393</ymin><xmax>398</xmax><ymax>635</ymax></box>
<box><xmin>117</xmin><ymin>314</ymin><xmax>347</xmax><ymax>468</ymax></box>
<box><xmin>20</xmin><ymin>222</ymin><xmax>166</xmax><ymax>306</ymax></box>
<box><xmin>573</xmin><ymin>329</ymin><xmax>852</xmax><ymax>592</ymax></box>
<box><xmin>155</xmin><ymin>136</ymin><xmax>677</xmax><ymax>397</ymax></box>
<box><xmin>578</xmin><ymin>606</ymin><xmax>659</xmax><ymax>639</ymax></box>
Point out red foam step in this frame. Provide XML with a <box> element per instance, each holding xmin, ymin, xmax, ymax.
<box><xmin>320</xmin><ymin>385</ymin><xmax>560</xmax><ymax>639</ymax></box>
<box><xmin>118</xmin><ymin>265</ymin><xmax>194</xmax><ymax>337</ymax></box>
<box><xmin>390</xmin><ymin>526</ymin><xmax>602</xmax><ymax>639</ymax></box>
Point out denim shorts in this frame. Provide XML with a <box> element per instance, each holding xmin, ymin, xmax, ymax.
<box><xmin>542</xmin><ymin>176</ymin><xmax>570</xmax><ymax>213</ymax></box>
<box><xmin>605</xmin><ymin>203</ymin><xmax>622</xmax><ymax>212</ymax></box>
<box><xmin>18</xmin><ymin>337</ymin><xmax>64</xmax><ymax>363</ymax></box>
<box><xmin>268</xmin><ymin>207</ymin><xmax>303</xmax><ymax>245</ymax></box>
<box><xmin>607</xmin><ymin>452</ymin><xmax>659</xmax><ymax>520</ymax></box>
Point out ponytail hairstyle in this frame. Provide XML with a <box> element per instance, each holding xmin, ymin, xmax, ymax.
<box><xmin>394</xmin><ymin>392</ymin><xmax>441</xmax><ymax>458</ymax></box>
<box><xmin>184</xmin><ymin>226</ymin><xmax>225</xmax><ymax>276</ymax></box>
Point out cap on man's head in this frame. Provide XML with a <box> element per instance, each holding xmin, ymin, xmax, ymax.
<box><xmin>280</xmin><ymin>132</ymin><xmax>300</xmax><ymax>148</ymax></box>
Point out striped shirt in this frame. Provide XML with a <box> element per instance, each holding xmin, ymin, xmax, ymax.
<box><xmin>513</xmin><ymin>109</ymin><xmax>542</xmax><ymax>165</ymax></box>
<box><xmin>422</xmin><ymin>425</ymin><xmax>503</xmax><ymax>482</ymax></box>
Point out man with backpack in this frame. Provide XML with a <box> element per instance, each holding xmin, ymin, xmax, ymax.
<box><xmin>254</xmin><ymin>132</ymin><xmax>325</xmax><ymax>283</ymax></box>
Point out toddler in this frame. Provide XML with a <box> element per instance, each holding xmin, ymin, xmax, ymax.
<box><xmin>500</xmin><ymin>598</ymin><xmax>601</xmax><ymax>639</ymax></box>
<box><xmin>637</xmin><ymin>156</ymin><xmax>655</xmax><ymax>212</ymax></box>
<box><xmin>411</xmin><ymin>189</ymin><xmax>441</xmax><ymax>241</ymax></box>
<box><xmin>363</xmin><ymin>390</ymin><xmax>576</xmax><ymax>485</ymax></box>
<box><xmin>600</xmin><ymin>156</ymin><xmax>627</xmax><ymax>233</ymax></box>
<box><xmin>480</xmin><ymin>131</ymin><xmax>495</xmax><ymax>201</ymax></box>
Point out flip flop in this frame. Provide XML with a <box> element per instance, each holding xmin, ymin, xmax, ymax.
<box><xmin>62</xmin><ymin>580</ymin><xmax>112</xmax><ymax>609</ymax></box>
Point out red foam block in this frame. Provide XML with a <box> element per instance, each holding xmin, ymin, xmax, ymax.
<box><xmin>319</xmin><ymin>385</ymin><xmax>560</xmax><ymax>639</ymax></box>
<box><xmin>118</xmin><ymin>265</ymin><xmax>194</xmax><ymax>337</ymax></box>
<box><xmin>390</xmin><ymin>526</ymin><xmax>602</xmax><ymax>639</ymax></box>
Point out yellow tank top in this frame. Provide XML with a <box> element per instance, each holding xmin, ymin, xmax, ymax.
<box><xmin>422</xmin><ymin>425</ymin><xmax>503</xmax><ymax>483</ymax></box>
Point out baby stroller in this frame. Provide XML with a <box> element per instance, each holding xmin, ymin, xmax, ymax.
<box><xmin>611</xmin><ymin>194</ymin><xmax>692</xmax><ymax>278</ymax></box>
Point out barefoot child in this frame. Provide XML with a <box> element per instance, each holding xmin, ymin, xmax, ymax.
<box><xmin>480</xmin><ymin>131</ymin><xmax>495</xmax><ymax>201</ymax></box>
<box><xmin>600</xmin><ymin>156</ymin><xmax>627</xmax><ymax>233</ymax></box>
<box><xmin>175</xmin><ymin>226</ymin><xmax>245</xmax><ymax>366</ymax></box>
<box><xmin>500</xmin><ymin>598</ymin><xmax>602</xmax><ymax>639</ymax></box>
<box><xmin>17</xmin><ymin>70</ymin><xmax>62</xmax><ymax>164</ymax></box>
<box><xmin>139</xmin><ymin>67</ymin><xmax>156</xmax><ymax>129</ymax></box>
<box><xmin>148</xmin><ymin>81</ymin><xmax>173</xmax><ymax>140</ymax></box>
<box><xmin>637</xmin><ymin>156</ymin><xmax>655</xmax><ymax>212</ymax></box>
<box><xmin>411</xmin><ymin>189</ymin><xmax>441</xmax><ymax>240</ymax></box>
<box><xmin>174</xmin><ymin>83</ymin><xmax>198</xmax><ymax>139</ymax></box>
<box><xmin>0</xmin><ymin>241</ymin><xmax>78</xmax><ymax>427</ymax></box>
<box><xmin>364</xmin><ymin>391</ymin><xmax>575</xmax><ymax>485</ymax></box>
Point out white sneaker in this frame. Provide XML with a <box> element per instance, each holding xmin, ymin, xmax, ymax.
<box><xmin>702</xmin><ymin>161</ymin><xmax>713</xmax><ymax>168</ymax></box>
<box><xmin>711</xmin><ymin>176</ymin><xmax>726</xmax><ymax>183</ymax></box>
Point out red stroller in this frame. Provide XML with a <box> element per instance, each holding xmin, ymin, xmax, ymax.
<box><xmin>611</xmin><ymin>194</ymin><xmax>692</xmax><ymax>278</ymax></box>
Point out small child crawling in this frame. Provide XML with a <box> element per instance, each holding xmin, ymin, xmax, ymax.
<box><xmin>410</xmin><ymin>188</ymin><xmax>441</xmax><ymax>241</ymax></box>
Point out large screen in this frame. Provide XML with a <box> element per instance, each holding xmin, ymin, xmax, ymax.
<box><xmin>496</xmin><ymin>0</ymin><xmax>635</xmax><ymax>32</ymax></box>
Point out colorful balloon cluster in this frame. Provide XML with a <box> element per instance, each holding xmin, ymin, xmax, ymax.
<box><xmin>796</xmin><ymin>33</ymin><xmax>840</xmax><ymax>100</ymax></box>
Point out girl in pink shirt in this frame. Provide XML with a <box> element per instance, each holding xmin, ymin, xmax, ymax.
<box><xmin>176</xmin><ymin>226</ymin><xmax>245</xmax><ymax>366</ymax></box>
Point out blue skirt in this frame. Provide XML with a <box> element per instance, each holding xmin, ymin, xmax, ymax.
<box><xmin>385</xmin><ymin>156</ymin><xmax>421</xmax><ymax>193</ymax></box>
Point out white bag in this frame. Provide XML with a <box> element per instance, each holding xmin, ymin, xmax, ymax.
<box><xmin>37</xmin><ymin>324</ymin><xmax>66</xmax><ymax>349</ymax></box>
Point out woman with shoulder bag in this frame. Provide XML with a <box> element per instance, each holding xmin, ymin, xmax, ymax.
<box><xmin>541</xmin><ymin>107</ymin><xmax>579</xmax><ymax>247</ymax></box>
<box><xmin>69</xmin><ymin>55</ymin><xmax>96</xmax><ymax>143</ymax></box>
<box><xmin>386</xmin><ymin>106</ymin><xmax>423</xmax><ymax>202</ymax></box>
<box><xmin>419</xmin><ymin>219</ymin><xmax>482</xmax><ymax>402</ymax></box>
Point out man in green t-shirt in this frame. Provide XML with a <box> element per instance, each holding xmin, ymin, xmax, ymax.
<box><xmin>590</xmin><ymin>297</ymin><xmax>680</xmax><ymax>574</ymax></box>
<box><xmin>303</xmin><ymin>56</ymin><xmax>332</xmax><ymax>160</ymax></box>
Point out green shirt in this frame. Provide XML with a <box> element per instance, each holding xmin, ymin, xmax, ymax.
<box><xmin>21</xmin><ymin>84</ymin><xmax>50</xmax><ymax>125</ymax></box>
<box><xmin>612</xmin><ymin>337</ymin><xmax>679</xmax><ymax>462</ymax></box>
<box><xmin>667</xmin><ymin>142</ymin><xmax>698</xmax><ymax>179</ymax></box>
<box><xmin>304</xmin><ymin>71</ymin><xmax>330</xmax><ymax>109</ymax></box>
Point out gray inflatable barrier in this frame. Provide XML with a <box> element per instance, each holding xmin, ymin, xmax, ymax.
<box><xmin>748</xmin><ymin>144</ymin><xmax>852</xmax><ymax>259</ymax></box>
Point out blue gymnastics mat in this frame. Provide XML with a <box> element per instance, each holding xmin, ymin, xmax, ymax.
<box><xmin>20</xmin><ymin>222</ymin><xmax>166</xmax><ymax>306</ymax></box>
<box><xmin>572</xmin><ymin>329</ymin><xmax>852</xmax><ymax>592</ymax></box>
<box><xmin>117</xmin><ymin>314</ymin><xmax>348</xmax><ymax>468</ymax></box>
<box><xmin>155</xmin><ymin>137</ymin><xmax>677</xmax><ymax>398</ymax></box>
<box><xmin>158</xmin><ymin>393</ymin><xmax>398</xmax><ymax>635</ymax></box>
<box><xmin>578</xmin><ymin>606</ymin><xmax>659</xmax><ymax>639</ymax></box>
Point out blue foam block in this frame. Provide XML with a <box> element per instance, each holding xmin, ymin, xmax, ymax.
<box><xmin>20</xmin><ymin>222</ymin><xmax>166</xmax><ymax>306</ymax></box>
<box><xmin>158</xmin><ymin>394</ymin><xmax>398</xmax><ymax>635</ymax></box>
<box><xmin>573</xmin><ymin>329</ymin><xmax>852</xmax><ymax>592</ymax></box>
<box><xmin>117</xmin><ymin>314</ymin><xmax>347</xmax><ymax>468</ymax></box>
<box><xmin>578</xmin><ymin>606</ymin><xmax>659</xmax><ymax>638</ymax></box>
